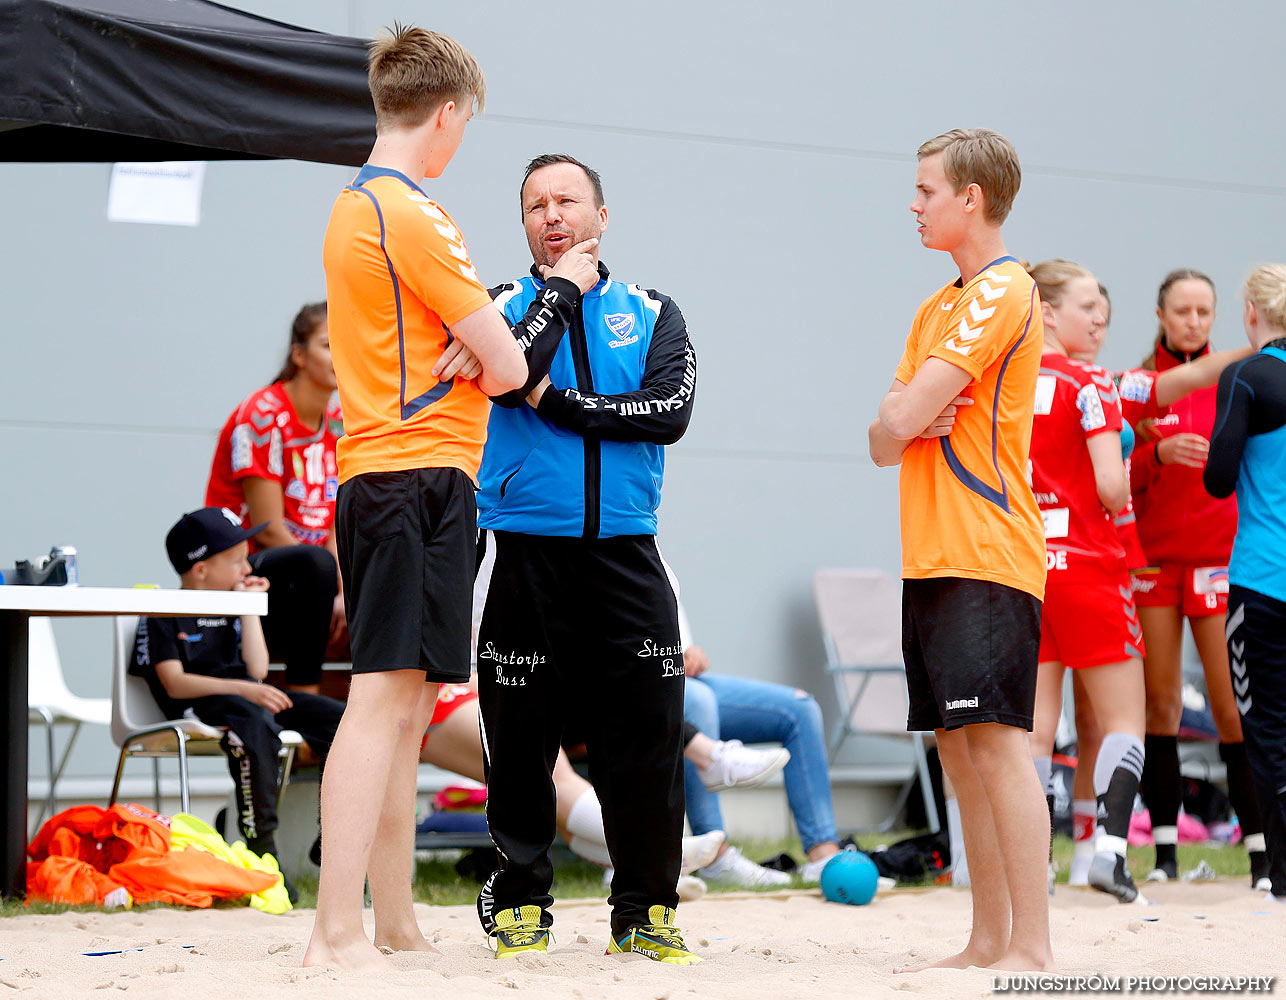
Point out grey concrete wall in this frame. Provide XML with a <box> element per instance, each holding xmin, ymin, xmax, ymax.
<box><xmin>8</xmin><ymin>0</ymin><xmax>1286</xmax><ymax>790</ymax></box>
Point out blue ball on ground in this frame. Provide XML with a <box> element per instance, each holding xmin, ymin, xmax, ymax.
<box><xmin>819</xmin><ymin>850</ymin><xmax>879</xmax><ymax>906</ymax></box>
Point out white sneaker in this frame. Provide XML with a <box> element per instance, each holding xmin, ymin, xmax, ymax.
<box><xmin>798</xmin><ymin>851</ymin><xmax>842</xmax><ymax>884</ymax></box>
<box><xmin>1254</xmin><ymin>877</ymin><xmax>1273</xmax><ymax>892</ymax></box>
<box><xmin>697</xmin><ymin>846</ymin><xmax>791</xmax><ymax>888</ymax></box>
<box><xmin>681</xmin><ymin>830</ymin><xmax>726</xmax><ymax>875</ymax></box>
<box><xmin>699</xmin><ymin>740</ymin><xmax>791</xmax><ymax>793</ymax></box>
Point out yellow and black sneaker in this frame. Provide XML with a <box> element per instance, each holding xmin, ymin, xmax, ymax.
<box><xmin>488</xmin><ymin>905</ymin><xmax>552</xmax><ymax>958</ymax></box>
<box><xmin>606</xmin><ymin>905</ymin><xmax>702</xmax><ymax>965</ymax></box>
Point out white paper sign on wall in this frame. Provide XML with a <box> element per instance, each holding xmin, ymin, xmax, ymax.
<box><xmin>107</xmin><ymin>161</ymin><xmax>206</xmax><ymax>226</ymax></box>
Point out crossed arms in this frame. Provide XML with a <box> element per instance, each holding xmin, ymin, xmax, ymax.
<box><xmin>868</xmin><ymin>357</ymin><xmax>974</xmax><ymax>467</ymax></box>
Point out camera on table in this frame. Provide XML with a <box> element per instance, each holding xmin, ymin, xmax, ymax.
<box><xmin>7</xmin><ymin>546</ymin><xmax>78</xmax><ymax>587</ymax></box>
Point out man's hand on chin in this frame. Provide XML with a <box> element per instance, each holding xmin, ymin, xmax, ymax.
<box><xmin>538</xmin><ymin>238</ymin><xmax>599</xmax><ymax>293</ymax></box>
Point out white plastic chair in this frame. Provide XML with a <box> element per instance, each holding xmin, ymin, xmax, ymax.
<box><xmin>109</xmin><ymin>615</ymin><xmax>301</xmax><ymax>816</ymax></box>
<box><xmin>27</xmin><ymin>617</ymin><xmax>113</xmax><ymax>828</ymax></box>
<box><xmin>813</xmin><ymin>568</ymin><xmax>940</xmax><ymax>833</ymax></box>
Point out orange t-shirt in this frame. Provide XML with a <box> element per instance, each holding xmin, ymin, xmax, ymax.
<box><xmin>894</xmin><ymin>256</ymin><xmax>1047</xmax><ymax>601</ymax></box>
<box><xmin>323</xmin><ymin>165</ymin><xmax>495</xmax><ymax>484</ymax></box>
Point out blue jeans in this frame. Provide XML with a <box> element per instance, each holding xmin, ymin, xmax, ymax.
<box><xmin>683</xmin><ymin>673</ymin><xmax>838</xmax><ymax>853</ymax></box>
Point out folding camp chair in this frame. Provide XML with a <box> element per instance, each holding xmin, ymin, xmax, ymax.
<box><xmin>813</xmin><ymin>568</ymin><xmax>939</xmax><ymax>833</ymax></box>
<box><xmin>108</xmin><ymin>615</ymin><xmax>301</xmax><ymax>815</ymax></box>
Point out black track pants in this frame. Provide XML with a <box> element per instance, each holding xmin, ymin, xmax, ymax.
<box><xmin>1227</xmin><ymin>585</ymin><xmax>1286</xmax><ymax>896</ymax></box>
<box><xmin>476</xmin><ymin>531</ymin><xmax>686</xmax><ymax>936</ymax></box>
<box><xmin>185</xmin><ymin>690</ymin><xmax>344</xmax><ymax>848</ymax></box>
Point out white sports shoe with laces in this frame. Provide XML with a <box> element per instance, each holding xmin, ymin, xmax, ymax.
<box><xmin>798</xmin><ymin>851</ymin><xmax>839</xmax><ymax>884</ymax></box>
<box><xmin>697</xmin><ymin>846</ymin><xmax>791</xmax><ymax>888</ymax></box>
<box><xmin>698</xmin><ymin>740</ymin><xmax>790</xmax><ymax>793</ymax></box>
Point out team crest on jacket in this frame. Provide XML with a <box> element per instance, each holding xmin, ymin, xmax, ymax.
<box><xmin>605</xmin><ymin>313</ymin><xmax>638</xmax><ymax>348</ymax></box>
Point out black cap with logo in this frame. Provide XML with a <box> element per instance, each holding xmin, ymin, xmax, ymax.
<box><xmin>165</xmin><ymin>507</ymin><xmax>267</xmax><ymax>574</ymax></box>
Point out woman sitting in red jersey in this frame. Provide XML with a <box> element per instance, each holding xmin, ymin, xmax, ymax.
<box><xmin>205</xmin><ymin>302</ymin><xmax>346</xmax><ymax>693</ymax></box>
<box><xmin>1026</xmin><ymin>259</ymin><xmax>1145</xmax><ymax>903</ymax></box>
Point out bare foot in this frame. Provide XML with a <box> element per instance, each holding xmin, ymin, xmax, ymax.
<box><xmin>895</xmin><ymin>944</ymin><xmax>1004</xmax><ymax>974</ymax></box>
<box><xmin>372</xmin><ymin>931</ymin><xmax>441</xmax><ymax>955</ymax></box>
<box><xmin>302</xmin><ymin>934</ymin><xmax>388</xmax><ymax>972</ymax></box>
<box><xmin>988</xmin><ymin>948</ymin><xmax>1055</xmax><ymax>973</ymax></box>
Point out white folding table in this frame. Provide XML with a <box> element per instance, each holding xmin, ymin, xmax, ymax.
<box><xmin>1</xmin><ymin>586</ymin><xmax>266</xmax><ymax>899</ymax></box>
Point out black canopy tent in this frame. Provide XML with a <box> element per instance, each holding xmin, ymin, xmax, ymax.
<box><xmin>0</xmin><ymin>0</ymin><xmax>376</xmax><ymax>165</ymax></box>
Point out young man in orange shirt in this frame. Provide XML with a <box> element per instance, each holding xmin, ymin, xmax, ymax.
<box><xmin>869</xmin><ymin>129</ymin><xmax>1053</xmax><ymax>973</ymax></box>
<box><xmin>303</xmin><ymin>27</ymin><xmax>595</xmax><ymax>971</ymax></box>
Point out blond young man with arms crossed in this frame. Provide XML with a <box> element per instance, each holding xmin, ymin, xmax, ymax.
<box><xmin>304</xmin><ymin>27</ymin><xmax>597</xmax><ymax>971</ymax></box>
<box><xmin>869</xmin><ymin>129</ymin><xmax>1053</xmax><ymax>973</ymax></box>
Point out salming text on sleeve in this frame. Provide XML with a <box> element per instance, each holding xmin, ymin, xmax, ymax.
<box><xmin>476</xmin><ymin>265</ymin><xmax>696</xmax><ymax>540</ymax></box>
<box><xmin>535</xmin><ymin>294</ymin><xmax>695</xmax><ymax>445</ymax></box>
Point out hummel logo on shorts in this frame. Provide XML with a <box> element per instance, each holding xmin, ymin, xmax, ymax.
<box><xmin>945</xmin><ymin>697</ymin><xmax>980</xmax><ymax>710</ymax></box>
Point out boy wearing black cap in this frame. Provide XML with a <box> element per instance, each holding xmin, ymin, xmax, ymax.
<box><xmin>131</xmin><ymin>507</ymin><xmax>345</xmax><ymax>885</ymax></box>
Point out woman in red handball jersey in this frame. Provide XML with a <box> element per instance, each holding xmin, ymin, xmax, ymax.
<box><xmin>1027</xmin><ymin>260</ymin><xmax>1145</xmax><ymax>903</ymax></box>
<box><xmin>1067</xmin><ymin>286</ymin><xmax>1252</xmax><ymax>886</ymax></box>
<box><xmin>205</xmin><ymin>303</ymin><xmax>346</xmax><ymax>694</ymax></box>
<box><xmin>1130</xmin><ymin>270</ymin><xmax>1268</xmax><ymax>888</ymax></box>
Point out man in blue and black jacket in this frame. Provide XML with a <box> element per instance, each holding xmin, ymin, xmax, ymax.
<box><xmin>474</xmin><ymin>153</ymin><xmax>699</xmax><ymax>963</ymax></box>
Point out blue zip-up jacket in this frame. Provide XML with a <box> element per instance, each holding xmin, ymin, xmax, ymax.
<box><xmin>1205</xmin><ymin>343</ymin><xmax>1286</xmax><ymax>603</ymax></box>
<box><xmin>477</xmin><ymin>262</ymin><xmax>696</xmax><ymax>539</ymax></box>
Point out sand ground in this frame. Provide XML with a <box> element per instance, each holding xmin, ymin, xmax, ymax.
<box><xmin>1</xmin><ymin>881</ymin><xmax>1282</xmax><ymax>998</ymax></box>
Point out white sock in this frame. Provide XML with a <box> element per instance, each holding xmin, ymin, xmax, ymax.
<box><xmin>569</xmin><ymin>835</ymin><xmax>612</xmax><ymax>866</ymax></box>
<box><xmin>946</xmin><ymin>797</ymin><xmax>968</xmax><ymax>887</ymax></box>
<box><xmin>566</xmin><ymin>789</ymin><xmax>605</xmax><ymax>841</ymax></box>
<box><xmin>566</xmin><ymin>791</ymin><xmax>612</xmax><ymax>866</ymax></box>
<box><xmin>1093</xmin><ymin>732</ymin><xmax>1144</xmax><ymax>858</ymax></box>
<box><xmin>1068</xmin><ymin>797</ymin><xmax>1098</xmax><ymax>884</ymax></box>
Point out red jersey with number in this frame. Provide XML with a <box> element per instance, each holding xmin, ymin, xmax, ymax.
<box><xmin>1030</xmin><ymin>353</ymin><xmax>1126</xmax><ymax>582</ymax></box>
<box><xmin>205</xmin><ymin>383</ymin><xmax>342</xmax><ymax>550</ymax></box>
<box><xmin>1127</xmin><ymin>346</ymin><xmax>1238</xmax><ymax>566</ymax></box>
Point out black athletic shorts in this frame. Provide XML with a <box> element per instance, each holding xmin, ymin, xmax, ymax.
<box><xmin>903</xmin><ymin>577</ymin><xmax>1041</xmax><ymax>732</ymax></box>
<box><xmin>335</xmin><ymin>467</ymin><xmax>475</xmax><ymax>683</ymax></box>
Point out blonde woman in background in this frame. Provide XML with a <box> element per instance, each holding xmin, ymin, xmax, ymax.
<box><xmin>1203</xmin><ymin>264</ymin><xmax>1286</xmax><ymax>901</ymax></box>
